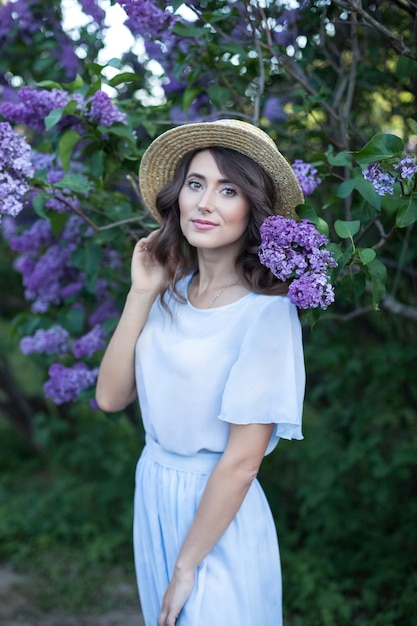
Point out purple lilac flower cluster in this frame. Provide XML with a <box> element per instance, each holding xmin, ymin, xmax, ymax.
<box><xmin>291</xmin><ymin>160</ymin><xmax>322</xmax><ymax>196</ymax></box>
<box><xmin>20</xmin><ymin>326</ymin><xmax>70</xmax><ymax>355</ymax></box>
<box><xmin>10</xmin><ymin>216</ymin><xmax>86</xmax><ymax>312</ymax></box>
<box><xmin>44</xmin><ymin>363</ymin><xmax>99</xmax><ymax>405</ymax></box>
<box><xmin>73</xmin><ymin>325</ymin><xmax>106</xmax><ymax>359</ymax></box>
<box><xmin>362</xmin><ymin>162</ymin><xmax>395</xmax><ymax>196</ymax></box>
<box><xmin>87</xmin><ymin>90</ymin><xmax>127</xmax><ymax>126</ymax></box>
<box><xmin>78</xmin><ymin>0</ymin><xmax>106</xmax><ymax>27</ymax></box>
<box><xmin>20</xmin><ymin>322</ymin><xmax>106</xmax><ymax>360</ymax></box>
<box><xmin>0</xmin><ymin>87</ymin><xmax>126</xmax><ymax>132</ymax></box>
<box><xmin>259</xmin><ymin>215</ymin><xmax>337</xmax><ymax>309</ymax></box>
<box><xmin>116</xmin><ymin>0</ymin><xmax>177</xmax><ymax>38</ymax></box>
<box><xmin>363</xmin><ymin>155</ymin><xmax>417</xmax><ymax>196</ymax></box>
<box><xmin>0</xmin><ymin>122</ymin><xmax>34</xmax><ymax>222</ymax></box>
<box><xmin>0</xmin><ymin>87</ymin><xmax>69</xmax><ymax>132</ymax></box>
<box><xmin>393</xmin><ymin>155</ymin><xmax>417</xmax><ymax>179</ymax></box>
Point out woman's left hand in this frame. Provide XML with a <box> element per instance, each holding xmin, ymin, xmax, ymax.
<box><xmin>158</xmin><ymin>567</ymin><xmax>195</xmax><ymax>626</ymax></box>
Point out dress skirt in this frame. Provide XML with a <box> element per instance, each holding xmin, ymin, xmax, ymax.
<box><xmin>133</xmin><ymin>437</ymin><xmax>282</xmax><ymax>626</ymax></box>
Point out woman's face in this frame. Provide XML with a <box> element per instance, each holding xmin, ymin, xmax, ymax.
<box><xmin>178</xmin><ymin>150</ymin><xmax>250</xmax><ymax>253</ymax></box>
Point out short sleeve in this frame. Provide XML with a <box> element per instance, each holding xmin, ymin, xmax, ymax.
<box><xmin>218</xmin><ymin>297</ymin><xmax>305</xmax><ymax>451</ymax></box>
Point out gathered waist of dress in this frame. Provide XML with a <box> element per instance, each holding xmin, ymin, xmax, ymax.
<box><xmin>144</xmin><ymin>435</ymin><xmax>222</xmax><ymax>474</ymax></box>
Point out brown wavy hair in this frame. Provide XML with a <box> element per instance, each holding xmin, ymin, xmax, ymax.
<box><xmin>147</xmin><ymin>146</ymin><xmax>289</xmax><ymax>303</ymax></box>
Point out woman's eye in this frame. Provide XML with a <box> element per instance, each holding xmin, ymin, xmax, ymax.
<box><xmin>186</xmin><ymin>179</ymin><xmax>202</xmax><ymax>190</ymax></box>
<box><xmin>222</xmin><ymin>186</ymin><xmax>237</xmax><ymax>197</ymax></box>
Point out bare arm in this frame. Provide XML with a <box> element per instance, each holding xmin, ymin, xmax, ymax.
<box><xmin>95</xmin><ymin>233</ymin><xmax>165</xmax><ymax>412</ymax></box>
<box><xmin>158</xmin><ymin>421</ymin><xmax>275</xmax><ymax>626</ymax></box>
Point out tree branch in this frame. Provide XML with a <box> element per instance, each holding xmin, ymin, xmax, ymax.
<box><xmin>332</xmin><ymin>0</ymin><xmax>417</xmax><ymax>60</ymax></box>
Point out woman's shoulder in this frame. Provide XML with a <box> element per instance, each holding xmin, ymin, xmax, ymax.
<box><xmin>248</xmin><ymin>291</ymin><xmax>295</xmax><ymax>313</ymax></box>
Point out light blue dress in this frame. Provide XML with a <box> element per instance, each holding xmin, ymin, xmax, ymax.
<box><xmin>133</xmin><ymin>277</ymin><xmax>305</xmax><ymax>626</ymax></box>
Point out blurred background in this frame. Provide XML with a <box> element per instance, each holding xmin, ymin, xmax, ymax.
<box><xmin>0</xmin><ymin>1</ymin><xmax>416</xmax><ymax>624</ymax></box>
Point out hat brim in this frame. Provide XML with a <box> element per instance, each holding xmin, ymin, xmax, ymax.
<box><xmin>138</xmin><ymin>119</ymin><xmax>304</xmax><ymax>223</ymax></box>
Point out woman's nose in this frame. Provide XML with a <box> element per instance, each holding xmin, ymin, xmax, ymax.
<box><xmin>197</xmin><ymin>188</ymin><xmax>215</xmax><ymax>212</ymax></box>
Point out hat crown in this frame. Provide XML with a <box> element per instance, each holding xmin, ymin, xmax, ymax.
<box><xmin>139</xmin><ymin>119</ymin><xmax>303</xmax><ymax>222</ymax></box>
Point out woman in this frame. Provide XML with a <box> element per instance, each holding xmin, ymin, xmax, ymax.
<box><xmin>96</xmin><ymin>119</ymin><xmax>305</xmax><ymax>626</ymax></box>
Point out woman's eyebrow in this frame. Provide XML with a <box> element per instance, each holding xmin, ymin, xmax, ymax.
<box><xmin>185</xmin><ymin>172</ymin><xmax>234</xmax><ymax>184</ymax></box>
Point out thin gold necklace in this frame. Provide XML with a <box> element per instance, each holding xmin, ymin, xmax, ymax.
<box><xmin>189</xmin><ymin>277</ymin><xmax>241</xmax><ymax>308</ymax></box>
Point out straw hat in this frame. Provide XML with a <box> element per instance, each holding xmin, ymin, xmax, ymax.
<box><xmin>138</xmin><ymin>119</ymin><xmax>303</xmax><ymax>223</ymax></box>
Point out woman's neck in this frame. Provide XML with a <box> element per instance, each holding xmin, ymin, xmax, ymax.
<box><xmin>189</xmin><ymin>250</ymin><xmax>248</xmax><ymax>309</ymax></box>
<box><xmin>195</xmin><ymin>251</ymin><xmax>239</xmax><ymax>290</ymax></box>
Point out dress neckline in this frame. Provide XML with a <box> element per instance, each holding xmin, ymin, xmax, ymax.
<box><xmin>185</xmin><ymin>274</ymin><xmax>254</xmax><ymax>312</ymax></box>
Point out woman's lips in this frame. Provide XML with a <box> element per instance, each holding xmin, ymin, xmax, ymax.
<box><xmin>191</xmin><ymin>220</ymin><xmax>218</xmax><ymax>230</ymax></box>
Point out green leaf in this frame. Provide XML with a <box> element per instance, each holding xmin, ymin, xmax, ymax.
<box><xmin>97</xmin><ymin>124</ymin><xmax>137</xmax><ymax>147</ymax></box>
<box><xmin>44</xmin><ymin>108</ymin><xmax>63</xmax><ymax>131</ymax></box>
<box><xmin>327</xmin><ymin>243</ymin><xmax>344</xmax><ymax>264</ymax></box>
<box><xmin>295</xmin><ymin>204</ymin><xmax>330</xmax><ymax>236</ymax></box>
<box><xmin>71</xmin><ymin>243</ymin><xmax>103</xmax><ymax>275</ymax></box>
<box><xmin>108</xmin><ymin>72</ymin><xmax>140</xmax><ymax>87</ymax></box>
<box><xmin>296</xmin><ymin>203</ymin><xmax>319</xmax><ymax>223</ymax></box>
<box><xmin>63</xmin><ymin>308</ymin><xmax>85</xmax><ymax>334</ymax></box>
<box><xmin>207</xmin><ymin>83</ymin><xmax>232</xmax><ymax>107</ymax></box>
<box><xmin>32</xmin><ymin>193</ymin><xmax>49</xmax><ymax>219</ymax></box>
<box><xmin>63</xmin><ymin>74</ymin><xmax>85</xmax><ymax>91</ymax></box>
<box><xmin>107</xmin><ymin>58</ymin><xmax>123</xmax><ymax>70</ymax></box>
<box><xmin>330</xmin><ymin>243</ymin><xmax>353</xmax><ymax>280</ymax></box>
<box><xmin>396</xmin><ymin>196</ymin><xmax>417</xmax><ymax>228</ymax></box>
<box><xmin>63</xmin><ymin>100</ymin><xmax>79</xmax><ymax>116</ymax></box>
<box><xmin>301</xmin><ymin>307</ymin><xmax>323</xmax><ymax>328</ymax></box>
<box><xmin>337</xmin><ymin>177</ymin><xmax>381</xmax><ymax>209</ymax></box>
<box><xmin>325</xmin><ymin>146</ymin><xmax>352</xmax><ymax>167</ymax></box>
<box><xmin>334</xmin><ymin>219</ymin><xmax>361</xmax><ymax>239</ymax></box>
<box><xmin>172</xmin><ymin>22</ymin><xmax>206</xmax><ymax>37</ymax></box>
<box><xmin>36</xmin><ymin>80</ymin><xmax>62</xmax><ymax>89</ymax></box>
<box><xmin>49</xmin><ymin>212</ymin><xmax>69</xmax><ymax>239</ymax></box>
<box><xmin>183</xmin><ymin>86</ymin><xmax>202</xmax><ymax>111</ymax></box>
<box><xmin>59</xmin><ymin>130</ymin><xmax>80</xmax><ymax>171</ymax></box>
<box><xmin>88</xmin><ymin>151</ymin><xmax>104</xmax><ymax>180</ymax></box>
<box><xmin>55</xmin><ymin>174</ymin><xmax>90</xmax><ymax>194</ymax></box>
<box><xmin>337</xmin><ymin>178</ymin><xmax>357</xmax><ymax>198</ymax></box>
<box><xmin>358</xmin><ymin>248</ymin><xmax>376</xmax><ymax>265</ymax></box>
<box><xmin>365</xmin><ymin>258</ymin><xmax>387</xmax><ymax>309</ymax></box>
<box><xmin>354</xmin><ymin>178</ymin><xmax>382</xmax><ymax>210</ymax></box>
<box><xmin>352</xmin><ymin>133</ymin><xmax>404</xmax><ymax>167</ymax></box>
<box><xmin>171</xmin><ymin>0</ymin><xmax>184</xmax><ymax>10</ymax></box>
<box><xmin>396</xmin><ymin>57</ymin><xmax>417</xmax><ymax>81</ymax></box>
<box><xmin>408</xmin><ymin>118</ymin><xmax>417</xmax><ymax>136</ymax></box>
<box><xmin>339</xmin><ymin>273</ymin><xmax>366</xmax><ymax>302</ymax></box>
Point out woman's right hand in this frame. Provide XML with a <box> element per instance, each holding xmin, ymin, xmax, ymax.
<box><xmin>131</xmin><ymin>230</ymin><xmax>165</xmax><ymax>296</ymax></box>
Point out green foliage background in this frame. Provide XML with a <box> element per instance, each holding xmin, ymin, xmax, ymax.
<box><xmin>0</xmin><ymin>1</ymin><xmax>416</xmax><ymax>624</ymax></box>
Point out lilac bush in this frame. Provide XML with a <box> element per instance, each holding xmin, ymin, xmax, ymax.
<box><xmin>0</xmin><ymin>87</ymin><xmax>127</xmax><ymax>132</ymax></box>
<box><xmin>44</xmin><ymin>362</ymin><xmax>99</xmax><ymax>405</ymax></box>
<box><xmin>259</xmin><ymin>215</ymin><xmax>337</xmax><ymax>309</ymax></box>
<box><xmin>0</xmin><ymin>0</ymin><xmax>415</xmax><ymax>411</ymax></box>
<box><xmin>0</xmin><ymin>0</ymin><xmax>80</xmax><ymax>78</ymax></box>
<box><xmin>291</xmin><ymin>160</ymin><xmax>322</xmax><ymax>196</ymax></box>
<box><xmin>0</xmin><ymin>122</ymin><xmax>34</xmax><ymax>222</ymax></box>
<box><xmin>20</xmin><ymin>326</ymin><xmax>71</xmax><ymax>356</ymax></box>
